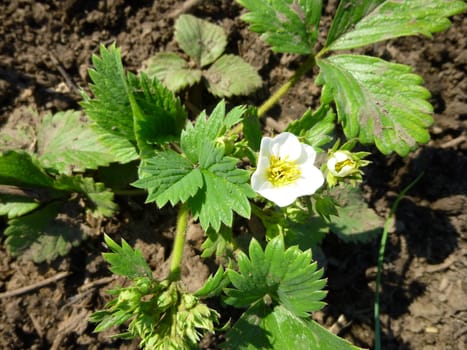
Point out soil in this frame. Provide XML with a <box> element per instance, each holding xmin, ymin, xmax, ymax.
<box><xmin>0</xmin><ymin>1</ymin><xmax>466</xmax><ymax>349</ymax></box>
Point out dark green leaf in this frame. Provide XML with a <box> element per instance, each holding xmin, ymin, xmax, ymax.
<box><xmin>242</xmin><ymin>107</ymin><xmax>262</xmax><ymax>152</ymax></box>
<box><xmin>81</xmin><ymin>44</ymin><xmax>134</xmax><ymax>141</ymax></box>
<box><xmin>0</xmin><ymin>151</ymin><xmax>54</xmax><ymax>188</ymax></box>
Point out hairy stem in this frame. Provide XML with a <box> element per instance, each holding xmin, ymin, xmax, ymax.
<box><xmin>168</xmin><ymin>203</ymin><xmax>189</xmax><ymax>281</ymax></box>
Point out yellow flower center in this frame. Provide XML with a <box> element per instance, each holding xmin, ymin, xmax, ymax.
<box><xmin>267</xmin><ymin>156</ymin><xmax>301</xmax><ymax>187</ymax></box>
<box><xmin>335</xmin><ymin>158</ymin><xmax>355</xmax><ymax>173</ymax></box>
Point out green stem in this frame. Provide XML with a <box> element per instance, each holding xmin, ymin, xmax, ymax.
<box><xmin>374</xmin><ymin>173</ymin><xmax>423</xmax><ymax>350</ymax></box>
<box><xmin>257</xmin><ymin>54</ymin><xmax>316</xmax><ymax>118</ymax></box>
<box><xmin>168</xmin><ymin>203</ymin><xmax>189</xmax><ymax>281</ymax></box>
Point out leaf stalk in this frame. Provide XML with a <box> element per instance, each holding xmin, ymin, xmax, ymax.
<box><xmin>168</xmin><ymin>203</ymin><xmax>190</xmax><ymax>281</ymax></box>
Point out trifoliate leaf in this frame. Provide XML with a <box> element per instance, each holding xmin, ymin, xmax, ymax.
<box><xmin>204</xmin><ymin>54</ymin><xmax>262</xmax><ymax>97</ymax></box>
<box><xmin>175</xmin><ymin>14</ymin><xmax>227</xmax><ymax>67</ymax></box>
<box><xmin>188</xmin><ymin>143</ymin><xmax>254</xmax><ymax>231</ymax></box>
<box><xmin>317</xmin><ymin>54</ymin><xmax>433</xmax><ymax>156</ymax></box>
<box><xmin>81</xmin><ymin>44</ymin><xmax>134</xmax><ymax>141</ymax></box>
<box><xmin>4</xmin><ymin>200</ymin><xmax>86</xmax><ymax>262</ymax></box>
<box><xmin>54</xmin><ymin>175</ymin><xmax>117</xmax><ymax>218</ymax></box>
<box><xmin>236</xmin><ymin>0</ymin><xmax>323</xmax><ymax>54</ymax></box>
<box><xmin>286</xmin><ymin>105</ymin><xmax>335</xmax><ymax>151</ymax></box>
<box><xmin>103</xmin><ymin>234</ymin><xmax>152</xmax><ymax>279</ymax></box>
<box><xmin>127</xmin><ymin>72</ymin><xmax>187</xmax><ymax>148</ymax></box>
<box><xmin>224</xmin><ymin>304</ymin><xmax>362</xmax><ymax>349</ymax></box>
<box><xmin>0</xmin><ymin>151</ymin><xmax>54</xmax><ymax>188</ymax></box>
<box><xmin>325</xmin><ymin>0</ymin><xmax>467</xmax><ymax>51</ymax></box>
<box><xmin>225</xmin><ymin>236</ymin><xmax>326</xmax><ymax>317</ymax></box>
<box><xmin>329</xmin><ymin>186</ymin><xmax>384</xmax><ymax>242</ymax></box>
<box><xmin>145</xmin><ymin>52</ymin><xmax>202</xmax><ymax>92</ymax></box>
<box><xmin>37</xmin><ymin>110</ymin><xmax>115</xmax><ymax>174</ymax></box>
<box><xmin>181</xmin><ymin>100</ymin><xmax>245</xmax><ymax>163</ymax></box>
<box><xmin>132</xmin><ymin>150</ymin><xmax>203</xmax><ymax>207</ymax></box>
<box><xmin>0</xmin><ymin>194</ymin><xmax>39</xmax><ymax>218</ymax></box>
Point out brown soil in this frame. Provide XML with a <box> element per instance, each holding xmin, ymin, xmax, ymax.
<box><xmin>0</xmin><ymin>1</ymin><xmax>466</xmax><ymax>349</ymax></box>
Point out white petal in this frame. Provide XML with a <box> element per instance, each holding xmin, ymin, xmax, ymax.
<box><xmin>257</xmin><ymin>183</ymin><xmax>302</xmax><ymax>207</ymax></box>
<box><xmin>258</xmin><ymin>137</ymin><xmax>273</xmax><ymax>158</ymax></box>
<box><xmin>271</xmin><ymin>132</ymin><xmax>302</xmax><ymax>160</ymax></box>
<box><xmin>298</xmin><ymin>163</ymin><xmax>325</xmax><ymax>194</ymax></box>
<box><xmin>297</xmin><ymin>143</ymin><xmax>317</xmax><ymax>165</ymax></box>
<box><xmin>251</xmin><ymin>156</ymin><xmax>270</xmax><ymax>191</ymax></box>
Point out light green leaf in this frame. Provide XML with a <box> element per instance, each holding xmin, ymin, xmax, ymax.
<box><xmin>204</xmin><ymin>54</ymin><xmax>262</xmax><ymax>97</ymax></box>
<box><xmin>103</xmin><ymin>234</ymin><xmax>152</xmax><ymax>279</ymax></box>
<box><xmin>326</xmin><ymin>0</ymin><xmax>466</xmax><ymax>51</ymax></box>
<box><xmin>54</xmin><ymin>175</ymin><xmax>117</xmax><ymax>218</ymax></box>
<box><xmin>4</xmin><ymin>201</ymin><xmax>86</xmax><ymax>262</ymax></box>
<box><xmin>194</xmin><ymin>266</ymin><xmax>230</xmax><ymax>298</ymax></box>
<box><xmin>95</xmin><ymin>129</ymin><xmax>139</xmax><ymax>164</ymax></box>
<box><xmin>81</xmin><ymin>44</ymin><xmax>134</xmax><ymax>141</ymax></box>
<box><xmin>175</xmin><ymin>14</ymin><xmax>227</xmax><ymax>67</ymax></box>
<box><xmin>317</xmin><ymin>54</ymin><xmax>433</xmax><ymax>156</ymax></box>
<box><xmin>224</xmin><ymin>304</ymin><xmax>362</xmax><ymax>349</ymax></box>
<box><xmin>132</xmin><ymin>150</ymin><xmax>203</xmax><ymax>207</ymax></box>
<box><xmin>201</xmin><ymin>225</ymin><xmax>235</xmax><ymax>259</ymax></box>
<box><xmin>189</xmin><ymin>143</ymin><xmax>254</xmax><ymax>231</ymax></box>
<box><xmin>127</xmin><ymin>72</ymin><xmax>187</xmax><ymax>148</ymax></box>
<box><xmin>37</xmin><ymin>110</ymin><xmax>115</xmax><ymax>174</ymax></box>
<box><xmin>329</xmin><ymin>186</ymin><xmax>384</xmax><ymax>242</ymax></box>
<box><xmin>144</xmin><ymin>52</ymin><xmax>202</xmax><ymax>92</ymax></box>
<box><xmin>225</xmin><ymin>236</ymin><xmax>326</xmax><ymax>317</ymax></box>
<box><xmin>0</xmin><ymin>151</ymin><xmax>54</xmax><ymax>188</ymax></box>
<box><xmin>236</xmin><ymin>0</ymin><xmax>323</xmax><ymax>54</ymax></box>
<box><xmin>181</xmin><ymin>100</ymin><xmax>245</xmax><ymax>163</ymax></box>
<box><xmin>0</xmin><ymin>194</ymin><xmax>39</xmax><ymax>218</ymax></box>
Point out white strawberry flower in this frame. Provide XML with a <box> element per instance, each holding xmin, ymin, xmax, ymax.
<box><xmin>251</xmin><ymin>132</ymin><xmax>324</xmax><ymax>207</ymax></box>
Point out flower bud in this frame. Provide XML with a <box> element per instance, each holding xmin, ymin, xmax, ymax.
<box><xmin>327</xmin><ymin>151</ymin><xmax>358</xmax><ymax>177</ymax></box>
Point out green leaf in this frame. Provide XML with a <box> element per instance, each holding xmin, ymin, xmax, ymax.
<box><xmin>5</xmin><ymin>201</ymin><xmax>86</xmax><ymax>262</ymax></box>
<box><xmin>127</xmin><ymin>72</ymin><xmax>187</xmax><ymax>147</ymax></box>
<box><xmin>54</xmin><ymin>175</ymin><xmax>117</xmax><ymax>218</ymax></box>
<box><xmin>132</xmin><ymin>150</ymin><xmax>203</xmax><ymax>207</ymax></box>
<box><xmin>225</xmin><ymin>236</ymin><xmax>326</xmax><ymax>317</ymax></box>
<box><xmin>236</xmin><ymin>0</ymin><xmax>323</xmax><ymax>54</ymax></box>
<box><xmin>37</xmin><ymin>110</ymin><xmax>115</xmax><ymax>174</ymax></box>
<box><xmin>175</xmin><ymin>14</ymin><xmax>227</xmax><ymax>67</ymax></box>
<box><xmin>224</xmin><ymin>303</ymin><xmax>362</xmax><ymax>349</ymax></box>
<box><xmin>201</xmin><ymin>225</ymin><xmax>234</xmax><ymax>259</ymax></box>
<box><xmin>0</xmin><ymin>194</ymin><xmax>39</xmax><ymax>218</ymax></box>
<box><xmin>81</xmin><ymin>44</ymin><xmax>134</xmax><ymax>140</ymax></box>
<box><xmin>286</xmin><ymin>105</ymin><xmax>335</xmax><ymax>151</ymax></box>
<box><xmin>188</xmin><ymin>143</ymin><xmax>254</xmax><ymax>231</ymax></box>
<box><xmin>103</xmin><ymin>234</ymin><xmax>152</xmax><ymax>279</ymax></box>
<box><xmin>95</xmin><ymin>128</ymin><xmax>139</xmax><ymax>164</ymax></box>
<box><xmin>283</xmin><ymin>207</ymin><xmax>329</xmax><ymax>250</ymax></box>
<box><xmin>0</xmin><ymin>151</ymin><xmax>54</xmax><ymax>188</ymax></box>
<box><xmin>317</xmin><ymin>54</ymin><xmax>433</xmax><ymax>156</ymax></box>
<box><xmin>194</xmin><ymin>266</ymin><xmax>230</xmax><ymax>298</ymax></box>
<box><xmin>325</xmin><ymin>0</ymin><xmax>467</xmax><ymax>51</ymax></box>
<box><xmin>204</xmin><ymin>54</ymin><xmax>262</xmax><ymax>97</ymax></box>
<box><xmin>181</xmin><ymin>100</ymin><xmax>245</xmax><ymax>163</ymax></box>
<box><xmin>242</xmin><ymin>107</ymin><xmax>262</xmax><ymax>152</ymax></box>
<box><xmin>144</xmin><ymin>52</ymin><xmax>202</xmax><ymax>92</ymax></box>
<box><xmin>329</xmin><ymin>186</ymin><xmax>384</xmax><ymax>242</ymax></box>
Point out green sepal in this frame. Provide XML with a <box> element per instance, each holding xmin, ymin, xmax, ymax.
<box><xmin>103</xmin><ymin>234</ymin><xmax>152</xmax><ymax>279</ymax></box>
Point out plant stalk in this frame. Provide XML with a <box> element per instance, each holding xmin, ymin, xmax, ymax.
<box><xmin>374</xmin><ymin>173</ymin><xmax>423</xmax><ymax>350</ymax></box>
<box><xmin>168</xmin><ymin>203</ymin><xmax>189</xmax><ymax>281</ymax></box>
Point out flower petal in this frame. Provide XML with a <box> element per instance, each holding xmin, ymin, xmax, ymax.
<box><xmin>270</xmin><ymin>132</ymin><xmax>303</xmax><ymax>160</ymax></box>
